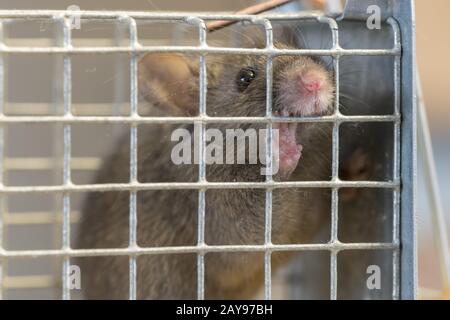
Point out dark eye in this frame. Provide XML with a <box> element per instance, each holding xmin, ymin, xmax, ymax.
<box><xmin>236</xmin><ymin>67</ymin><xmax>257</xmax><ymax>92</ymax></box>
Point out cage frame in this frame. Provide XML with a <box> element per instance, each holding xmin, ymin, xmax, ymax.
<box><xmin>0</xmin><ymin>0</ymin><xmax>416</xmax><ymax>300</ymax></box>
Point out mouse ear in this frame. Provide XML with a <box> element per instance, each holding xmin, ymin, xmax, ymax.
<box><xmin>138</xmin><ymin>53</ymin><xmax>199</xmax><ymax>116</ymax></box>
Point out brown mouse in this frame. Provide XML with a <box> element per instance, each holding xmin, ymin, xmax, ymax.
<box><xmin>76</xmin><ymin>40</ymin><xmax>336</xmax><ymax>299</ymax></box>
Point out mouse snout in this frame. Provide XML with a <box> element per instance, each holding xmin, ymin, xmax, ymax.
<box><xmin>276</xmin><ymin>63</ymin><xmax>334</xmax><ymax>117</ymax></box>
<box><xmin>299</xmin><ymin>70</ymin><xmax>325</xmax><ymax>93</ymax></box>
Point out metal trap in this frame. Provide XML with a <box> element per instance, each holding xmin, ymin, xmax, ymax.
<box><xmin>0</xmin><ymin>0</ymin><xmax>422</xmax><ymax>300</ymax></box>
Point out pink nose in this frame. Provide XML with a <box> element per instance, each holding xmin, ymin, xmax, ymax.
<box><xmin>301</xmin><ymin>71</ymin><xmax>323</xmax><ymax>93</ymax></box>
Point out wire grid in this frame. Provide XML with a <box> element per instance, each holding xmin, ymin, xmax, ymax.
<box><xmin>0</xmin><ymin>10</ymin><xmax>402</xmax><ymax>300</ymax></box>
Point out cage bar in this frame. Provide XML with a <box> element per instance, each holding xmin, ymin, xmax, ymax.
<box><xmin>3</xmin><ymin>241</ymin><xmax>398</xmax><ymax>258</ymax></box>
<box><xmin>60</xmin><ymin>16</ymin><xmax>72</xmax><ymax>301</ymax></box>
<box><xmin>260</xmin><ymin>17</ymin><xmax>274</xmax><ymax>301</ymax></box>
<box><xmin>393</xmin><ymin>0</ymin><xmax>417</xmax><ymax>299</ymax></box>
<box><xmin>0</xmin><ymin>114</ymin><xmax>401</xmax><ymax>124</ymax></box>
<box><xmin>184</xmin><ymin>16</ymin><xmax>208</xmax><ymax>300</ymax></box>
<box><xmin>319</xmin><ymin>15</ymin><xmax>341</xmax><ymax>300</ymax></box>
<box><xmin>0</xmin><ymin>20</ymin><xmax>5</xmax><ymax>300</ymax></box>
<box><xmin>0</xmin><ymin>180</ymin><xmax>399</xmax><ymax>193</ymax></box>
<box><xmin>390</xmin><ymin>16</ymin><xmax>402</xmax><ymax>300</ymax></box>
<box><xmin>124</xmin><ymin>15</ymin><xmax>139</xmax><ymax>301</ymax></box>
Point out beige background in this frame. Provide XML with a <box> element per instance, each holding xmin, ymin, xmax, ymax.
<box><xmin>416</xmin><ymin>0</ymin><xmax>450</xmax><ymax>133</ymax></box>
<box><xmin>414</xmin><ymin>0</ymin><xmax>450</xmax><ymax>295</ymax></box>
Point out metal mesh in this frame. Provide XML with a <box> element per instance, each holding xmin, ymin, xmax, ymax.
<box><xmin>0</xmin><ymin>10</ymin><xmax>404</xmax><ymax>300</ymax></box>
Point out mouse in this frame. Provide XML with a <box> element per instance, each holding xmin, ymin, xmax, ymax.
<box><xmin>75</xmin><ymin>38</ymin><xmax>337</xmax><ymax>299</ymax></box>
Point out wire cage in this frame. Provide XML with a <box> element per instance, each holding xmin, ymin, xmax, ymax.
<box><xmin>0</xmin><ymin>0</ymin><xmax>416</xmax><ymax>300</ymax></box>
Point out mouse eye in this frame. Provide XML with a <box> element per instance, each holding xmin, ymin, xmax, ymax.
<box><xmin>236</xmin><ymin>67</ymin><xmax>257</xmax><ymax>92</ymax></box>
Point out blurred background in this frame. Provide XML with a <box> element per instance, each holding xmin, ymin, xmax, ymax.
<box><xmin>414</xmin><ymin>0</ymin><xmax>450</xmax><ymax>295</ymax></box>
<box><xmin>0</xmin><ymin>0</ymin><xmax>448</xmax><ymax>298</ymax></box>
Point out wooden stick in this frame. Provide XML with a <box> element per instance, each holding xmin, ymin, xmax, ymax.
<box><xmin>206</xmin><ymin>0</ymin><xmax>295</xmax><ymax>32</ymax></box>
